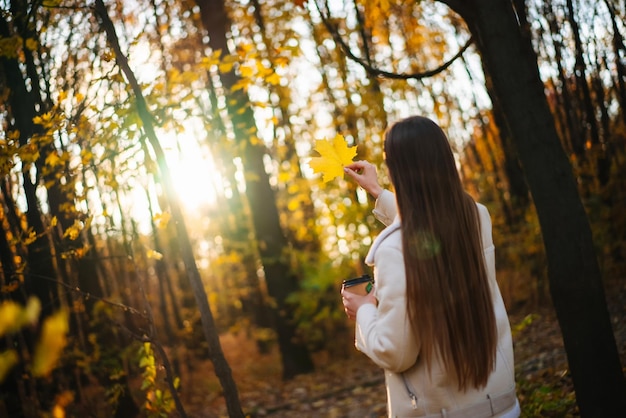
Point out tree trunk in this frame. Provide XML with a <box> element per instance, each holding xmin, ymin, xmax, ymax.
<box><xmin>544</xmin><ymin>8</ymin><xmax>581</xmax><ymax>157</ymax></box>
<box><xmin>94</xmin><ymin>1</ymin><xmax>244</xmax><ymax>416</ymax></box>
<box><xmin>603</xmin><ymin>0</ymin><xmax>626</xmax><ymax>124</ymax></box>
<box><xmin>194</xmin><ymin>0</ymin><xmax>314</xmax><ymax>379</ymax></box>
<box><xmin>442</xmin><ymin>0</ymin><xmax>626</xmax><ymax>415</ymax></box>
<box><xmin>566</xmin><ymin>0</ymin><xmax>601</xmax><ymax>149</ymax></box>
<box><xmin>250</xmin><ymin>0</ymin><xmax>321</xmax><ymax>253</ymax></box>
<box><xmin>202</xmin><ymin>75</ymin><xmax>274</xmax><ymax>346</ymax></box>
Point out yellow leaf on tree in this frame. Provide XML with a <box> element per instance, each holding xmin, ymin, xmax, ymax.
<box><xmin>218</xmin><ymin>61</ymin><xmax>234</xmax><ymax>73</ymax></box>
<box><xmin>239</xmin><ymin>65</ymin><xmax>254</xmax><ymax>78</ymax></box>
<box><xmin>266</xmin><ymin>72</ymin><xmax>280</xmax><ymax>85</ymax></box>
<box><xmin>32</xmin><ymin>309</ymin><xmax>69</xmax><ymax>377</ymax></box>
<box><xmin>63</xmin><ymin>220</ymin><xmax>83</xmax><ymax>240</ymax></box>
<box><xmin>308</xmin><ymin>134</ymin><xmax>357</xmax><ymax>183</ymax></box>
<box><xmin>23</xmin><ymin>230</ymin><xmax>37</xmax><ymax>246</ymax></box>
<box><xmin>45</xmin><ymin>152</ymin><xmax>62</xmax><ymax>168</ymax></box>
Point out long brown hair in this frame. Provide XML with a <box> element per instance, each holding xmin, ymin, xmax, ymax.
<box><xmin>384</xmin><ymin>116</ymin><xmax>497</xmax><ymax>391</ymax></box>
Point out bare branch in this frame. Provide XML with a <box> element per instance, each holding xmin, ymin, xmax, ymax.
<box><xmin>314</xmin><ymin>0</ymin><xmax>473</xmax><ymax>80</ymax></box>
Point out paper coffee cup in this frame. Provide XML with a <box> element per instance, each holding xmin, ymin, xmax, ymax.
<box><xmin>342</xmin><ymin>274</ymin><xmax>373</xmax><ymax>295</ymax></box>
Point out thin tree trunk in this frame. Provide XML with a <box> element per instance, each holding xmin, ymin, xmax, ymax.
<box><xmin>566</xmin><ymin>0</ymin><xmax>601</xmax><ymax>147</ymax></box>
<box><xmin>604</xmin><ymin>0</ymin><xmax>626</xmax><ymax>123</ymax></box>
<box><xmin>93</xmin><ymin>1</ymin><xmax>244</xmax><ymax>416</ymax></box>
<box><xmin>201</xmin><ymin>72</ymin><xmax>274</xmax><ymax>349</ymax></box>
<box><xmin>250</xmin><ymin>0</ymin><xmax>321</xmax><ymax>253</ymax></box>
<box><xmin>194</xmin><ymin>0</ymin><xmax>314</xmax><ymax>379</ymax></box>
<box><xmin>544</xmin><ymin>1</ymin><xmax>584</xmax><ymax>158</ymax></box>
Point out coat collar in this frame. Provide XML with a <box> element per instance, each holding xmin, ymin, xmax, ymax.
<box><xmin>365</xmin><ymin>216</ymin><xmax>401</xmax><ymax>266</ymax></box>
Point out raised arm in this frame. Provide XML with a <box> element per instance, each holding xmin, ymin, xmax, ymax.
<box><xmin>344</xmin><ymin>161</ymin><xmax>397</xmax><ymax>226</ymax></box>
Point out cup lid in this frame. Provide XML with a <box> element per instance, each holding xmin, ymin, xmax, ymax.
<box><xmin>342</xmin><ymin>274</ymin><xmax>372</xmax><ymax>287</ymax></box>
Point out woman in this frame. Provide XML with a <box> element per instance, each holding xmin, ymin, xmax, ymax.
<box><xmin>341</xmin><ymin>116</ymin><xmax>520</xmax><ymax>417</ymax></box>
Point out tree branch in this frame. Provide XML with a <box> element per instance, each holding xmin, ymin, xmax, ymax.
<box><xmin>314</xmin><ymin>0</ymin><xmax>473</xmax><ymax>80</ymax></box>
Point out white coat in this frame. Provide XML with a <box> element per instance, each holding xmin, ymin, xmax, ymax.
<box><xmin>355</xmin><ymin>190</ymin><xmax>520</xmax><ymax>417</ymax></box>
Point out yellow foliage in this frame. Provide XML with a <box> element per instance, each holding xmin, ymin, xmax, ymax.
<box><xmin>200</xmin><ymin>49</ymin><xmax>223</xmax><ymax>69</ymax></box>
<box><xmin>287</xmin><ymin>198</ymin><xmax>301</xmax><ymax>211</ymax></box>
<box><xmin>239</xmin><ymin>65</ymin><xmax>254</xmax><ymax>78</ymax></box>
<box><xmin>25</xmin><ymin>38</ymin><xmax>38</xmax><ymax>51</ymax></box>
<box><xmin>23</xmin><ymin>229</ymin><xmax>38</xmax><ymax>246</ymax></box>
<box><xmin>146</xmin><ymin>249</ymin><xmax>163</xmax><ymax>260</ymax></box>
<box><xmin>218</xmin><ymin>61</ymin><xmax>234</xmax><ymax>73</ymax></box>
<box><xmin>231</xmin><ymin>78</ymin><xmax>251</xmax><ymax>92</ymax></box>
<box><xmin>61</xmin><ymin>245</ymin><xmax>90</xmax><ymax>260</ymax></box>
<box><xmin>236</xmin><ymin>42</ymin><xmax>254</xmax><ymax>57</ymax></box>
<box><xmin>32</xmin><ymin>112</ymin><xmax>54</xmax><ymax>127</ymax></box>
<box><xmin>0</xmin><ymin>350</ymin><xmax>18</xmax><ymax>382</ymax></box>
<box><xmin>153</xmin><ymin>212</ymin><xmax>171</xmax><ymax>229</ymax></box>
<box><xmin>265</xmin><ymin>72</ymin><xmax>280</xmax><ymax>85</ymax></box>
<box><xmin>32</xmin><ymin>309</ymin><xmax>69</xmax><ymax>377</ymax></box>
<box><xmin>308</xmin><ymin>134</ymin><xmax>357</xmax><ymax>183</ymax></box>
<box><xmin>62</xmin><ymin>220</ymin><xmax>83</xmax><ymax>240</ymax></box>
<box><xmin>51</xmin><ymin>390</ymin><xmax>74</xmax><ymax>418</ymax></box>
<box><xmin>45</xmin><ymin>151</ymin><xmax>63</xmax><ymax>167</ymax></box>
<box><xmin>0</xmin><ymin>302</ymin><xmax>22</xmax><ymax>336</ymax></box>
<box><xmin>0</xmin><ymin>297</ymin><xmax>40</xmax><ymax>337</ymax></box>
<box><xmin>7</xmin><ymin>129</ymin><xmax>20</xmax><ymax>141</ymax></box>
<box><xmin>18</xmin><ymin>143</ymin><xmax>40</xmax><ymax>165</ymax></box>
<box><xmin>0</xmin><ymin>35</ymin><xmax>21</xmax><ymax>59</ymax></box>
<box><xmin>80</xmin><ymin>148</ymin><xmax>94</xmax><ymax>166</ymax></box>
<box><xmin>0</xmin><ymin>298</ymin><xmax>41</xmax><ymax>383</ymax></box>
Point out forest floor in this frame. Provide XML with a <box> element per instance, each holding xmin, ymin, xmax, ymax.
<box><xmin>184</xmin><ymin>278</ymin><xmax>626</xmax><ymax>418</ymax></box>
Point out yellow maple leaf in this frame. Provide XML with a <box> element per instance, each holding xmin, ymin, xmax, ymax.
<box><xmin>308</xmin><ymin>134</ymin><xmax>357</xmax><ymax>183</ymax></box>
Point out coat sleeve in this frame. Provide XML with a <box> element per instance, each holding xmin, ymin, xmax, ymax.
<box><xmin>355</xmin><ymin>240</ymin><xmax>420</xmax><ymax>373</ymax></box>
<box><xmin>372</xmin><ymin>190</ymin><xmax>397</xmax><ymax>226</ymax></box>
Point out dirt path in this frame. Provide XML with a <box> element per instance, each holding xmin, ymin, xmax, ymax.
<box><xmin>191</xmin><ymin>279</ymin><xmax>625</xmax><ymax>418</ymax></box>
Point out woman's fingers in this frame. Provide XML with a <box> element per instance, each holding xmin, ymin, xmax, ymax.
<box><xmin>344</xmin><ymin>163</ymin><xmax>382</xmax><ymax>198</ymax></box>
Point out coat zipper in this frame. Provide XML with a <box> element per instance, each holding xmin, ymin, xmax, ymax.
<box><xmin>401</xmin><ymin>372</ymin><xmax>418</xmax><ymax>409</ymax></box>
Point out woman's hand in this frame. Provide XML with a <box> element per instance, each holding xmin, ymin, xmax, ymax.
<box><xmin>341</xmin><ymin>287</ymin><xmax>377</xmax><ymax>320</ymax></box>
<box><xmin>344</xmin><ymin>161</ymin><xmax>383</xmax><ymax>199</ymax></box>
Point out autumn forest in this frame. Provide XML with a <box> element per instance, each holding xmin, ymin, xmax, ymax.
<box><xmin>0</xmin><ymin>0</ymin><xmax>625</xmax><ymax>417</ymax></box>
